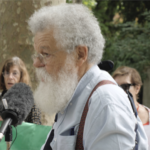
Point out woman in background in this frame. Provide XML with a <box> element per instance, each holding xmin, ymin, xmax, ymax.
<box><xmin>112</xmin><ymin>66</ymin><xmax>150</xmax><ymax>149</ymax></box>
<box><xmin>0</xmin><ymin>56</ymin><xmax>41</xmax><ymax>124</ymax></box>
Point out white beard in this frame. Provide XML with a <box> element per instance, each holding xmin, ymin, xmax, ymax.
<box><xmin>34</xmin><ymin>56</ymin><xmax>78</xmax><ymax>117</ymax></box>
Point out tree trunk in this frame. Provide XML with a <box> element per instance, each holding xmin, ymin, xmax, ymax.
<box><xmin>0</xmin><ymin>0</ymin><xmax>66</xmax><ymax>126</ymax></box>
<box><xmin>0</xmin><ymin>0</ymin><xmax>66</xmax><ymax>81</ymax></box>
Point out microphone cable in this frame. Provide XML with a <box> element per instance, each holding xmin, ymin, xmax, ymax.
<box><xmin>8</xmin><ymin>126</ymin><xmax>17</xmax><ymax>150</ymax></box>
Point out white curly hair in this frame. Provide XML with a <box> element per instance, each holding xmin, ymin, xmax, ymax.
<box><xmin>28</xmin><ymin>4</ymin><xmax>105</xmax><ymax>64</ymax></box>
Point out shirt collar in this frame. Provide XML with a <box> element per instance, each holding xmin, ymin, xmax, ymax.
<box><xmin>60</xmin><ymin>65</ymin><xmax>101</xmax><ymax>112</ymax></box>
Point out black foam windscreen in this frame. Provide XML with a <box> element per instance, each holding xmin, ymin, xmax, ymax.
<box><xmin>98</xmin><ymin>60</ymin><xmax>114</xmax><ymax>71</ymax></box>
<box><xmin>2</xmin><ymin>83</ymin><xmax>34</xmax><ymax>125</ymax></box>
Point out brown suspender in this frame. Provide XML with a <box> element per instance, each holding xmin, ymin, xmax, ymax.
<box><xmin>75</xmin><ymin>80</ymin><xmax>116</xmax><ymax>150</ymax></box>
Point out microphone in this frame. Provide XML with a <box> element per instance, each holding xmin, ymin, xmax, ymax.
<box><xmin>0</xmin><ymin>83</ymin><xmax>34</xmax><ymax>141</ymax></box>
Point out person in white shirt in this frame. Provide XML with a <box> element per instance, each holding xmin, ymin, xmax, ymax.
<box><xmin>28</xmin><ymin>4</ymin><xmax>148</xmax><ymax>150</ymax></box>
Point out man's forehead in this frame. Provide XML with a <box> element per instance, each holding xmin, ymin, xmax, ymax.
<box><xmin>34</xmin><ymin>30</ymin><xmax>53</xmax><ymax>40</ymax></box>
<box><xmin>35</xmin><ymin>28</ymin><xmax>54</xmax><ymax>36</ymax></box>
<box><xmin>33</xmin><ymin>29</ymin><xmax>56</xmax><ymax>46</ymax></box>
<box><xmin>33</xmin><ymin>29</ymin><xmax>63</xmax><ymax>53</ymax></box>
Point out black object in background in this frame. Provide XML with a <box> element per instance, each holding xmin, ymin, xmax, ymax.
<box><xmin>98</xmin><ymin>60</ymin><xmax>114</xmax><ymax>71</ymax></box>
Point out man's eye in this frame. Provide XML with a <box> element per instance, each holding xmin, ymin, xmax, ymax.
<box><xmin>42</xmin><ymin>53</ymin><xmax>50</xmax><ymax>57</ymax></box>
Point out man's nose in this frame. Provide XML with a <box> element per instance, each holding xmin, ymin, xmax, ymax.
<box><xmin>33</xmin><ymin>59</ymin><xmax>45</xmax><ymax>68</ymax></box>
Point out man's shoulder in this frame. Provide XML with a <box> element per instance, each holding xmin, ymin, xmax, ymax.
<box><xmin>93</xmin><ymin>79</ymin><xmax>126</xmax><ymax>98</ymax></box>
<box><xmin>89</xmin><ymin>80</ymin><xmax>128</xmax><ymax>109</ymax></box>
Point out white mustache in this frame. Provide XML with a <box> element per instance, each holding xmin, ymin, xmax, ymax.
<box><xmin>35</xmin><ymin>68</ymin><xmax>51</xmax><ymax>83</ymax></box>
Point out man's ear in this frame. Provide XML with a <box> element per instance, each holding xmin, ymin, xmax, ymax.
<box><xmin>75</xmin><ymin>46</ymin><xmax>88</xmax><ymax>66</ymax></box>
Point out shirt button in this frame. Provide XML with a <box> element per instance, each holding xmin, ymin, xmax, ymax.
<box><xmin>70</xmin><ymin>103</ymin><xmax>72</xmax><ymax>106</ymax></box>
<box><xmin>54</xmin><ymin>138</ymin><xmax>56</xmax><ymax>141</ymax></box>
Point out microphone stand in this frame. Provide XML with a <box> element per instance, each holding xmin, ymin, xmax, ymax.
<box><xmin>0</xmin><ymin>109</ymin><xmax>18</xmax><ymax>150</ymax></box>
<box><xmin>5</xmin><ymin>125</ymin><xmax>12</xmax><ymax>150</ymax></box>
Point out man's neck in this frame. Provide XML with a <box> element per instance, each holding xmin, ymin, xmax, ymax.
<box><xmin>78</xmin><ymin>63</ymin><xmax>94</xmax><ymax>81</ymax></box>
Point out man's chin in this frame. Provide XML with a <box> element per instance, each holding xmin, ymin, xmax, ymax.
<box><xmin>34</xmin><ymin>81</ymin><xmax>68</xmax><ymax>116</ymax></box>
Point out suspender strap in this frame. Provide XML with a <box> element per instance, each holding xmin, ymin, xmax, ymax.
<box><xmin>127</xmin><ymin>92</ymin><xmax>138</xmax><ymax>117</ymax></box>
<box><xmin>75</xmin><ymin>80</ymin><xmax>115</xmax><ymax>150</ymax></box>
<box><xmin>127</xmin><ymin>91</ymin><xmax>139</xmax><ymax>150</ymax></box>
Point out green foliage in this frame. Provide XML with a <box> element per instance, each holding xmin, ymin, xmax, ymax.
<box><xmin>93</xmin><ymin>0</ymin><xmax>150</xmax><ymax>37</ymax></box>
<box><xmin>66</xmin><ymin>0</ymin><xmax>96</xmax><ymax>9</ymax></box>
<box><xmin>96</xmin><ymin>0</ymin><xmax>150</xmax><ymax>23</ymax></box>
<box><xmin>117</xmin><ymin>1</ymin><xmax>150</xmax><ymax>23</ymax></box>
<box><xmin>93</xmin><ymin>0</ymin><xmax>150</xmax><ymax>80</ymax></box>
<box><xmin>66</xmin><ymin>0</ymin><xmax>150</xmax><ymax>80</ymax></box>
<box><xmin>82</xmin><ymin>0</ymin><xmax>96</xmax><ymax>9</ymax></box>
<box><xmin>103</xmin><ymin>12</ymin><xmax>150</xmax><ymax>80</ymax></box>
<box><xmin>66</xmin><ymin>0</ymin><xmax>73</xmax><ymax>3</ymax></box>
<box><xmin>93</xmin><ymin>1</ymin><xmax>122</xmax><ymax>36</ymax></box>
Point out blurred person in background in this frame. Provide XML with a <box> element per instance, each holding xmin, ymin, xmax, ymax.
<box><xmin>0</xmin><ymin>56</ymin><xmax>41</xmax><ymax>124</ymax></box>
<box><xmin>113</xmin><ymin>66</ymin><xmax>150</xmax><ymax>149</ymax></box>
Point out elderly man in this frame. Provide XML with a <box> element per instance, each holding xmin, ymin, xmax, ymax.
<box><xmin>28</xmin><ymin>4</ymin><xmax>148</xmax><ymax>150</ymax></box>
